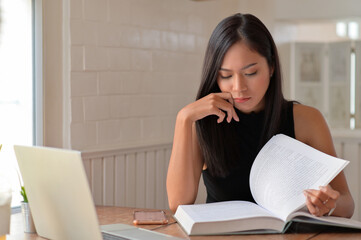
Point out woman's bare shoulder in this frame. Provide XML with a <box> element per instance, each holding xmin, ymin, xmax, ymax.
<box><xmin>293</xmin><ymin>103</ymin><xmax>323</xmax><ymax>119</ymax></box>
<box><xmin>293</xmin><ymin>103</ymin><xmax>336</xmax><ymax>155</ymax></box>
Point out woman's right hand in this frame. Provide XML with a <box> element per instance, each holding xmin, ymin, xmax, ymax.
<box><xmin>180</xmin><ymin>92</ymin><xmax>239</xmax><ymax>123</ymax></box>
<box><xmin>167</xmin><ymin>92</ymin><xmax>239</xmax><ymax>212</ymax></box>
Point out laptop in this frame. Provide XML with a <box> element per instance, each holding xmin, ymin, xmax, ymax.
<box><xmin>14</xmin><ymin>145</ymin><xmax>182</xmax><ymax>240</ymax></box>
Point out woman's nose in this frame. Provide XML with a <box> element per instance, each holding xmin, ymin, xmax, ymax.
<box><xmin>233</xmin><ymin>74</ymin><xmax>247</xmax><ymax>92</ymax></box>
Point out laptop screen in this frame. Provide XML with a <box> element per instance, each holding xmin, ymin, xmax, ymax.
<box><xmin>14</xmin><ymin>145</ymin><xmax>103</xmax><ymax>240</ymax></box>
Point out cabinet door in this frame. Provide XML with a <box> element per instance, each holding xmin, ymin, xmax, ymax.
<box><xmin>328</xmin><ymin>41</ymin><xmax>351</xmax><ymax>129</ymax></box>
<box><xmin>294</xmin><ymin>43</ymin><xmax>326</xmax><ymax>113</ymax></box>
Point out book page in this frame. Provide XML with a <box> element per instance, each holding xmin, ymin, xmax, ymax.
<box><xmin>249</xmin><ymin>134</ymin><xmax>349</xmax><ymax>221</ymax></box>
<box><xmin>174</xmin><ymin>201</ymin><xmax>286</xmax><ymax>235</ymax></box>
<box><xmin>286</xmin><ymin>207</ymin><xmax>361</xmax><ymax>230</ymax></box>
<box><xmin>177</xmin><ymin>201</ymin><xmax>276</xmax><ymax>223</ymax></box>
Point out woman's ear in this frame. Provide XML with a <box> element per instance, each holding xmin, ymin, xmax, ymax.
<box><xmin>270</xmin><ymin>66</ymin><xmax>274</xmax><ymax>77</ymax></box>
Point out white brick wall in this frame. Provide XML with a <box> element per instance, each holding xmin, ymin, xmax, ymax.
<box><xmin>69</xmin><ymin>0</ymin><xmax>241</xmax><ymax>150</ymax></box>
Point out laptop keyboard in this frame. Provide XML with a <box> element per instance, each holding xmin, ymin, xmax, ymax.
<box><xmin>102</xmin><ymin>232</ymin><xmax>128</xmax><ymax>240</ymax></box>
<box><xmin>101</xmin><ymin>224</ymin><xmax>183</xmax><ymax>240</ymax></box>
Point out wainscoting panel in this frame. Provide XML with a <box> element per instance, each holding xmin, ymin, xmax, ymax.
<box><xmin>333</xmin><ymin>131</ymin><xmax>361</xmax><ymax>221</ymax></box>
<box><xmin>81</xmin><ymin>143</ymin><xmax>172</xmax><ymax>210</ymax></box>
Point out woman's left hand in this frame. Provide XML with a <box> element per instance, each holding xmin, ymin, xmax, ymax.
<box><xmin>303</xmin><ymin>185</ymin><xmax>340</xmax><ymax>217</ymax></box>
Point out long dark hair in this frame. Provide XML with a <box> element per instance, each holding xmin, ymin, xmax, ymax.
<box><xmin>196</xmin><ymin>13</ymin><xmax>286</xmax><ymax>177</ymax></box>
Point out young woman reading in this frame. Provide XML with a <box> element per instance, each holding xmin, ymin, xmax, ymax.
<box><xmin>166</xmin><ymin>13</ymin><xmax>354</xmax><ymax>218</ymax></box>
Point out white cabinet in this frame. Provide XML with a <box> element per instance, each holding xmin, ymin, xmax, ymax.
<box><xmin>280</xmin><ymin>41</ymin><xmax>361</xmax><ymax>220</ymax></box>
<box><xmin>279</xmin><ymin>41</ymin><xmax>355</xmax><ymax>129</ymax></box>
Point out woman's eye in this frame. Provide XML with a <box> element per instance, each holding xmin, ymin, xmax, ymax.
<box><xmin>220</xmin><ymin>75</ymin><xmax>232</xmax><ymax>79</ymax></box>
<box><xmin>245</xmin><ymin>71</ymin><xmax>257</xmax><ymax>76</ymax></box>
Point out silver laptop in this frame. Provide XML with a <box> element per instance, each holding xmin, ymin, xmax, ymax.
<box><xmin>14</xmin><ymin>145</ymin><xmax>182</xmax><ymax>240</ymax></box>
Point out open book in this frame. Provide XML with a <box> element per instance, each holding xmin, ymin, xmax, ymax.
<box><xmin>174</xmin><ymin>134</ymin><xmax>361</xmax><ymax>235</ymax></box>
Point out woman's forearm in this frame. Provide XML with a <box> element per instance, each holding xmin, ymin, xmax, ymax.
<box><xmin>332</xmin><ymin>192</ymin><xmax>354</xmax><ymax>218</ymax></box>
<box><xmin>166</xmin><ymin>111</ymin><xmax>203</xmax><ymax>213</ymax></box>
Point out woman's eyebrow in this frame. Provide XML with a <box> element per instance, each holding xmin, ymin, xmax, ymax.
<box><xmin>241</xmin><ymin>63</ymin><xmax>257</xmax><ymax>70</ymax></box>
<box><xmin>219</xmin><ymin>63</ymin><xmax>257</xmax><ymax>71</ymax></box>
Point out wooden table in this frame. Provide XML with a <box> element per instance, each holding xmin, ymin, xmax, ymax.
<box><xmin>5</xmin><ymin>206</ymin><xmax>361</xmax><ymax>239</ymax></box>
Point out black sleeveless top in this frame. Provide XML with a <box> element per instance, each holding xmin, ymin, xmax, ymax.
<box><xmin>202</xmin><ymin>101</ymin><xmax>295</xmax><ymax>203</ymax></box>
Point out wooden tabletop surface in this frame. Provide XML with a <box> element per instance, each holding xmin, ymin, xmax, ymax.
<box><xmin>5</xmin><ymin>206</ymin><xmax>361</xmax><ymax>240</ymax></box>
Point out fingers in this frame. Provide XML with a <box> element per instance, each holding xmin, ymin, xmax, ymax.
<box><xmin>304</xmin><ymin>193</ymin><xmax>320</xmax><ymax>216</ymax></box>
<box><xmin>209</xmin><ymin>93</ymin><xmax>239</xmax><ymax>123</ymax></box>
<box><xmin>216</xmin><ymin>105</ymin><xmax>239</xmax><ymax>123</ymax></box>
<box><xmin>187</xmin><ymin>92</ymin><xmax>239</xmax><ymax>123</ymax></box>
<box><xmin>216</xmin><ymin>109</ymin><xmax>226</xmax><ymax>123</ymax></box>
<box><xmin>319</xmin><ymin>185</ymin><xmax>340</xmax><ymax>200</ymax></box>
<box><xmin>218</xmin><ymin>92</ymin><xmax>235</xmax><ymax>108</ymax></box>
<box><xmin>215</xmin><ymin>108</ymin><xmax>237</xmax><ymax>124</ymax></box>
<box><xmin>303</xmin><ymin>185</ymin><xmax>339</xmax><ymax>217</ymax></box>
<box><xmin>304</xmin><ymin>190</ymin><xmax>332</xmax><ymax>216</ymax></box>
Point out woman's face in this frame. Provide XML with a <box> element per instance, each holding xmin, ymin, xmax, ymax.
<box><xmin>217</xmin><ymin>41</ymin><xmax>273</xmax><ymax>114</ymax></box>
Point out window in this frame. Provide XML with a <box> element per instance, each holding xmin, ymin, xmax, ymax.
<box><xmin>337</xmin><ymin>21</ymin><xmax>359</xmax><ymax>40</ymax></box>
<box><xmin>0</xmin><ymin>0</ymin><xmax>42</xmax><ymax>207</ymax></box>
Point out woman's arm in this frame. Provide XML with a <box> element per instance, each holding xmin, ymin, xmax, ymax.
<box><xmin>294</xmin><ymin>104</ymin><xmax>354</xmax><ymax>218</ymax></box>
<box><xmin>166</xmin><ymin>111</ymin><xmax>203</xmax><ymax>213</ymax></box>
<box><xmin>166</xmin><ymin>93</ymin><xmax>239</xmax><ymax>213</ymax></box>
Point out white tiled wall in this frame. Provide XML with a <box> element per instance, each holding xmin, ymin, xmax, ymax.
<box><xmin>68</xmin><ymin>0</ymin><xmax>241</xmax><ymax>150</ymax></box>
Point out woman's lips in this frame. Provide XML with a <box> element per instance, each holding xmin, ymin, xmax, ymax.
<box><xmin>233</xmin><ymin>97</ymin><xmax>251</xmax><ymax>103</ymax></box>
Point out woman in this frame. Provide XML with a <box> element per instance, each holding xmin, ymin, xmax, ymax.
<box><xmin>166</xmin><ymin>13</ymin><xmax>354</xmax><ymax>218</ymax></box>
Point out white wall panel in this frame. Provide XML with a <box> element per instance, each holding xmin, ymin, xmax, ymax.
<box><xmin>125</xmin><ymin>153</ymin><xmax>136</xmax><ymax>207</ymax></box>
<box><xmin>343</xmin><ymin>142</ymin><xmax>360</xmax><ymax>220</ymax></box>
<box><xmin>155</xmin><ymin>149</ymin><xmax>166</xmax><ymax>209</ymax></box>
<box><xmin>333</xmin><ymin>131</ymin><xmax>361</xmax><ymax>220</ymax></box>
<box><xmin>114</xmin><ymin>155</ymin><xmax>126</xmax><ymax>207</ymax></box>
<box><xmin>135</xmin><ymin>152</ymin><xmax>146</xmax><ymax>208</ymax></box>
<box><xmin>91</xmin><ymin>158</ymin><xmax>103</xmax><ymax>205</ymax></box>
<box><xmin>103</xmin><ymin>156</ymin><xmax>115</xmax><ymax>206</ymax></box>
<box><xmin>82</xmin><ymin>143</ymin><xmax>172</xmax><ymax>209</ymax></box>
<box><xmin>145</xmin><ymin>151</ymin><xmax>156</xmax><ymax>208</ymax></box>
